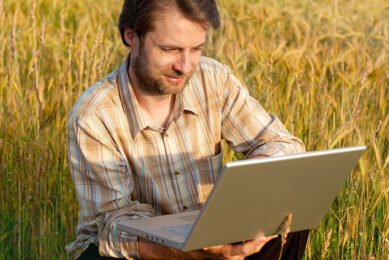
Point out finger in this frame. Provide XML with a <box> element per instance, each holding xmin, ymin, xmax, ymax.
<box><xmin>253</xmin><ymin>233</ymin><xmax>266</xmax><ymax>239</ymax></box>
<box><xmin>266</xmin><ymin>235</ymin><xmax>278</xmax><ymax>241</ymax></box>
<box><xmin>253</xmin><ymin>243</ymin><xmax>266</xmax><ymax>254</ymax></box>
<box><xmin>255</xmin><ymin>235</ymin><xmax>278</xmax><ymax>246</ymax></box>
<box><xmin>203</xmin><ymin>244</ymin><xmax>222</xmax><ymax>251</ymax></box>
<box><xmin>252</xmin><ymin>235</ymin><xmax>278</xmax><ymax>253</ymax></box>
<box><xmin>252</xmin><ymin>234</ymin><xmax>278</xmax><ymax>243</ymax></box>
<box><xmin>242</xmin><ymin>236</ymin><xmax>271</xmax><ymax>247</ymax></box>
<box><xmin>227</xmin><ymin>235</ymin><xmax>278</xmax><ymax>257</ymax></box>
<box><xmin>251</xmin><ymin>237</ymin><xmax>270</xmax><ymax>244</ymax></box>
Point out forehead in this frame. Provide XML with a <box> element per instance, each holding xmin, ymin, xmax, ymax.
<box><xmin>147</xmin><ymin>9</ymin><xmax>207</xmax><ymax>47</ymax></box>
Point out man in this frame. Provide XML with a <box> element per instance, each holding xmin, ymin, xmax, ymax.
<box><xmin>66</xmin><ymin>0</ymin><xmax>309</xmax><ymax>259</ymax></box>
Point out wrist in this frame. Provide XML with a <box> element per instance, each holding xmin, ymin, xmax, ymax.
<box><xmin>138</xmin><ymin>237</ymin><xmax>205</xmax><ymax>260</ymax></box>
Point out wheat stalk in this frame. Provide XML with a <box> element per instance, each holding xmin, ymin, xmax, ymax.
<box><xmin>0</xmin><ymin>0</ymin><xmax>388</xmax><ymax>257</ymax></box>
<box><xmin>278</xmin><ymin>214</ymin><xmax>292</xmax><ymax>260</ymax></box>
<box><xmin>321</xmin><ymin>228</ymin><xmax>333</xmax><ymax>259</ymax></box>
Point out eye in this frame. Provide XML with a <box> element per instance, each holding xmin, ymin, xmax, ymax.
<box><xmin>160</xmin><ymin>47</ymin><xmax>179</xmax><ymax>53</ymax></box>
<box><xmin>192</xmin><ymin>47</ymin><xmax>203</xmax><ymax>52</ymax></box>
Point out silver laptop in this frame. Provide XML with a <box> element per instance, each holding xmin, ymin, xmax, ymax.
<box><xmin>118</xmin><ymin>146</ymin><xmax>365</xmax><ymax>251</ymax></box>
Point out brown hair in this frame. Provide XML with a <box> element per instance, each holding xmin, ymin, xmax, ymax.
<box><xmin>118</xmin><ymin>0</ymin><xmax>220</xmax><ymax>47</ymax></box>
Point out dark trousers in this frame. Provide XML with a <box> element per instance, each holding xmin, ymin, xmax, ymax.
<box><xmin>77</xmin><ymin>230</ymin><xmax>309</xmax><ymax>260</ymax></box>
<box><xmin>77</xmin><ymin>243</ymin><xmax>124</xmax><ymax>260</ymax></box>
<box><xmin>246</xmin><ymin>230</ymin><xmax>309</xmax><ymax>260</ymax></box>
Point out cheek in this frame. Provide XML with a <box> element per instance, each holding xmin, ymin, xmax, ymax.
<box><xmin>152</xmin><ymin>57</ymin><xmax>177</xmax><ymax>73</ymax></box>
<box><xmin>191</xmin><ymin>53</ymin><xmax>202</xmax><ymax>67</ymax></box>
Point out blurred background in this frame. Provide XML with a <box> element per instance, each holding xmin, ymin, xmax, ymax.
<box><xmin>0</xmin><ymin>0</ymin><xmax>388</xmax><ymax>258</ymax></box>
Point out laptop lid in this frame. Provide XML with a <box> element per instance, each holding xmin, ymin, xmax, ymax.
<box><xmin>181</xmin><ymin>146</ymin><xmax>365</xmax><ymax>251</ymax></box>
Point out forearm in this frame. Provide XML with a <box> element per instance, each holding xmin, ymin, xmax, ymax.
<box><xmin>138</xmin><ymin>233</ymin><xmax>277</xmax><ymax>260</ymax></box>
<box><xmin>138</xmin><ymin>237</ymin><xmax>210</xmax><ymax>260</ymax></box>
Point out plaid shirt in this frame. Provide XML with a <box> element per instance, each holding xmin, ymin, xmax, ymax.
<box><xmin>66</xmin><ymin>56</ymin><xmax>305</xmax><ymax>259</ymax></box>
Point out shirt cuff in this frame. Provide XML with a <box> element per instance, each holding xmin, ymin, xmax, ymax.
<box><xmin>248</xmin><ymin>140</ymin><xmax>305</xmax><ymax>158</ymax></box>
<box><xmin>120</xmin><ymin>232</ymin><xmax>140</xmax><ymax>259</ymax></box>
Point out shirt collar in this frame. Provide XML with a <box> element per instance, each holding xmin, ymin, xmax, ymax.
<box><xmin>116</xmin><ymin>55</ymin><xmax>200</xmax><ymax>139</ymax></box>
<box><xmin>116</xmin><ymin>56</ymin><xmax>148</xmax><ymax>139</ymax></box>
<box><xmin>173</xmin><ymin>80</ymin><xmax>200</xmax><ymax>119</ymax></box>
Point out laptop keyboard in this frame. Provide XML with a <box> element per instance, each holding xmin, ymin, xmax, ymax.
<box><xmin>163</xmin><ymin>224</ymin><xmax>193</xmax><ymax>237</ymax></box>
<box><xmin>178</xmin><ymin>214</ymin><xmax>197</xmax><ymax>222</ymax></box>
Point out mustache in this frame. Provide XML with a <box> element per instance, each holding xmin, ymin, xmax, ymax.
<box><xmin>163</xmin><ymin>69</ymin><xmax>185</xmax><ymax>78</ymax></box>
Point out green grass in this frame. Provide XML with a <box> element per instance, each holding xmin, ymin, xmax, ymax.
<box><xmin>1</xmin><ymin>0</ymin><xmax>388</xmax><ymax>258</ymax></box>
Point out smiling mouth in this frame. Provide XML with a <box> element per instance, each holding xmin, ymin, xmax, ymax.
<box><xmin>165</xmin><ymin>75</ymin><xmax>185</xmax><ymax>83</ymax></box>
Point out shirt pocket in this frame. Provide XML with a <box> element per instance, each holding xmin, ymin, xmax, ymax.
<box><xmin>195</xmin><ymin>150</ymin><xmax>223</xmax><ymax>204</ymax></box>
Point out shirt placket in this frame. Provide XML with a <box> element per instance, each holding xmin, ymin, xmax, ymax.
<box><xmin>161</xmin><ymin>127</ymin><xmax>195</xmax><ymax>213</ymax></box>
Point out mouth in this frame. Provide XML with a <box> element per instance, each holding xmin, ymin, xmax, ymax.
<box><xmin>164</xmin><ymin>75</ymin><xmax>185</xmax><ymax>83</ymax></box>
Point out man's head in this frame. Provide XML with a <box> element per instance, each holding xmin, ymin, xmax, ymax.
<box><xmin>119</xmin><ymin>0</ymin><xmax>220</xmax><ymax>47</ymax></box>
<box><xmin>118</xmin><ymin>0</ymin><xmax>220</xmax><ymax>95</ymax></box>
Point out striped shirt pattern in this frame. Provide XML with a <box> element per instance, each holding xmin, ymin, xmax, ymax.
<box><xmin>66</xmin><ymin>56</ymin><xmax>305</xmax><ymax>259</ymax></box>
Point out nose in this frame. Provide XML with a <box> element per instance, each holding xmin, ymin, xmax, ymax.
<box><xmin>173</xmin><ymin>51</ymin><xmax>193</xmax><ymax>75</ymax></box>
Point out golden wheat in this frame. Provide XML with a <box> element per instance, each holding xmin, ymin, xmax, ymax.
<box><xmin>0</xmin><ymin>0</ymin><xmax>388</xmax><ymax>258</ymax></box>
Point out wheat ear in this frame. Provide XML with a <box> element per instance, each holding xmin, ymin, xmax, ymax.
<box><xmin>278</xmin><ymin>214</ymin><xmax>292</xmax><ymax>260</ymax></box>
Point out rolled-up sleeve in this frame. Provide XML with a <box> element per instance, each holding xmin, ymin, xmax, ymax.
<box><xmin>66</xmin><ymin>113</ymin><xmax>154</xmax><ymax>259</ymax></box>
<box><xmin>220</xmin><ymin>68</ymin><xmax>305</xmax><ymax>158</ymax></box>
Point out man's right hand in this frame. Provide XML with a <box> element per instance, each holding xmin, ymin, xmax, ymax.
<box><xmin>202</xmin><ymin>234</ymin><xmax>277</xmax><ymax>260</ymax></box>
<box><xmin>138</xmin><ymin>234</ymin><xmax>277</xmax><ymax>260</ymax></box>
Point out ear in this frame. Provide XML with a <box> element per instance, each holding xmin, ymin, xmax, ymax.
<box><xmin>123</xmin><ymin>28</ymin><xmax>139</xmax><ymax>48</ymax></box>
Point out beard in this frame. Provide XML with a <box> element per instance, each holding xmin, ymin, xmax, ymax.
<box><xmin>131</xmin><ymin>49</ymin><xmax>194</xmax><ymax>96</ymax></box>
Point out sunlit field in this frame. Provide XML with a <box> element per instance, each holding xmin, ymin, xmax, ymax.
<box><xmin>0</xmin><ymin>0</ymin><xmax>388</xmax><ymax>258</ymax></box>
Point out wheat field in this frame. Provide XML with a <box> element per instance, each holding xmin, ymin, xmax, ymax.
<box><xmin>0</xmin><ymin>0</ymin><xmax>388</xmax><ymax>259</ymax></box>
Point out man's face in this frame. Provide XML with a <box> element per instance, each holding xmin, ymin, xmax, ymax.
<box><xmin>128</xmin><ymin>10</ymin><xmax>207</xmax><ymax>95</ymax></box>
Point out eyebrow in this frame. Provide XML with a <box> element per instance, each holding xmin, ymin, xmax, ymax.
<box><xmin>152</xmin><ymin>38</ymin><xmax>205</xmax><ymax>50</ymax></box>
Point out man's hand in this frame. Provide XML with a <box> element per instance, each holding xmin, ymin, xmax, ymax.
<box><xmin>202</xmin><ymin>234</ymin><xmax>277</xmax><ymax>260</ymax></box>
<box><xmin>138</xmin><ymin>234</ymin><xmax>277</xmax><ymax>260</ymax></box>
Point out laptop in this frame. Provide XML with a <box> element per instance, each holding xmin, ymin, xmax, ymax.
<box><xmin>118</xmin><ymin>146</ymin><xmax>366</xmax><ymax>251</ymax></box>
